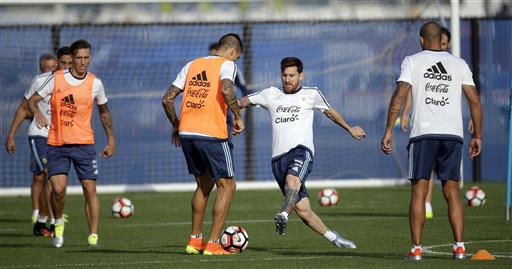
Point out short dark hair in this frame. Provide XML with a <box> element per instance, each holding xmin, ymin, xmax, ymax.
<box><xmin>39</xmin><ymin>53</ymin><xmax>56</xmax><ymax>71</ymax></box>
<box><xmin>217</xmin><ymin>33</ymin><xmax>243</xmax><ymax>53</ymax></box>
<box><xmin>419</xmin><ymin>21</ymin><xmax>442</xmax><ymax>41</ymax></box>
<box><xmin>281</xmin><ymin>57</ymin><xmax>303</xmax><ymax>73</ymax></box>
<box><xmin>57</xmin><ymin>46</ymin><xmax>71</xmax><ymax>58</ymax></box>
<box><xmin>209</xmin><ymin>42</ymin><xmax>219</xmax><ymax>51</ymax></box>
<box><xmin>441</xmin><ymin>27</ymin><xmax>451</xmax><ymax>42</ymax></box>
<box><xmin>70</xmin><ymin>39</ymin><xmax>91</xmax><ymax>56</ymax></box>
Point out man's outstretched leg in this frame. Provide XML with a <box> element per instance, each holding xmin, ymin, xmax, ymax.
<box><xmin>186</xmin><ymin>172</ymin><xmax>215</xmax><ymax>254</ymax></box>
<box><xmin>274</xmin><ymin>174</ymin><xmax>301</xmax><ymax>235</ymax></box>
<box><xmin>203</xmin><ymin>177</ymin><xmax>236</xmax><ymax>255</ymax></box>
<box><xmin>294</xmin><ymin>197</ymin><xmax>356</xmax><ymax>248</ymax></box>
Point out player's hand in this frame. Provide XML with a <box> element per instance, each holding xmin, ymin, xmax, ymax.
<box><xmin>232</xmin><ymin>117</ymin><xmax>244</xmax><ymax>136</ymax></box>
<box><xmin>400</xmin><ymin>114</ymin><xmax>409</xmax><ymax>132</ymax></box>
<box><xmin>5</xmin><ymin>136</ymin><xmax>16</xmax><ymax>155</ymax></box>
<box><xmin>172</xmin><ymin>126</ymin><xmax>181</xmax><ymax>148</ymax></box>
<box><xmin>381</xmin><ymin>132</ymin><xmax>393</xmax><ymax>154</ymax></box>
<box><xmin>469</xmin><ymin>137</ymin><xmax>481</xmax><ymax>160</ymax></box>
<box><xmin>34</xmin><ymin>112</ymin><xmax>49</xmax><ymax>129</ymax></box>
<box><xmin>467</xmin><ymin>119</ymin><xmax>474</xmax><ymax>134</ymax></box>
<box><xmin>100</xmin><ymin>142</ymin><xmax>116</xmax><ymax>159</ymax></box>
<box><xmin>349</xmin><ymin>126</ymin><xmax>366</xmax><ymax>140</ymax></box>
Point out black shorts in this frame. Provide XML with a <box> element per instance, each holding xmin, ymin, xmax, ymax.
<box><xmin>407</xmin><ymin>139</ymin><xmax>462</xmax><ymax>181</ymax></box>
<box><xmin>180</xmin><ymin>137</ymin><xmax>235</xmax><ymax>180</ymax></box>
<box><xmin>271</xmin><ymin>145</ymin><xmax>313</xmax><ymax>200</ymax></box>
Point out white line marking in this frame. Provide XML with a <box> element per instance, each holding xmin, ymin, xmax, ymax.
<box><xmin>423</xmin><ymin>239</ymin><xmax>512</xmax><ymax>259</ymax></box>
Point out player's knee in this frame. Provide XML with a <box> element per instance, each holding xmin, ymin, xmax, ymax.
<box><xmin>285</xmin><ymin>179</ymin><xmax>301</xmax><ymax>191</ymax></box>
<box><xmin>217</xmin><ymin>178</ymin><xmax>236</xmax><ymax>192</ymax></box>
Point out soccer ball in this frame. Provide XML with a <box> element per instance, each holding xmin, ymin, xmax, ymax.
<box><xmin>112</xmin><ymin>197</ymin><xmax>134</xmax><ymax>218</ymax></box>
<box><xmin>318</xmin><ymin>188</ymin><xmax>339</xmax><ymax>207</ymax></box>
<box><xmin>220</xmin><ymin>226</ymin><xmax>249</xmax><ymax>253</ymax></box>
<box><xmin>465</xmin><ymin>186</ymin><xmax>486</xmax><ymax>207</ymax></box>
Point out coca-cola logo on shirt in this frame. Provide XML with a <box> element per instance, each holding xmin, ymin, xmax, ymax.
<box><xmin>276</xmin><ymin>105</ymin><xmax>300</xmax><ymax>113</ymax></box>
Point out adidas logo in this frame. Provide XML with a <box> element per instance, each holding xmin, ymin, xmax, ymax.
<box><xmin>292</xmin><ymin>167</ymin><xmax>299</xmax><ymax>172</ymax></box>
<box><xmin>60</xmin><ymin>94</ymin><xmax>77</xmax><ymax>109</ymax></box>
<box><xmin>188</xmin><ymin>70</ymin><xmax>211</xmax><ymax>87</ymax></box>
<box><xmin>423</xmin><ymin>62</ymin><xmax>452</xmax><ymax>81</ymax></box>
<box><xmin>61</xmin><ymin>94</ymin><xmax>75</xmax><ymax>104</ymax></box>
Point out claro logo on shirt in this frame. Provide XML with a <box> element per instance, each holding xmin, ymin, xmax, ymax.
<box><xmin>423</xmin><ymin>62</ymin><xmax>452</xmax><ymax>81</ymax></box>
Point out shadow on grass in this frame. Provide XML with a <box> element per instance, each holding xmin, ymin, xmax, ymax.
<box><xmin>321</xmin><ymin>212</ymin><xmax>408</xmax><ymax>218</ymax></box>
<box><xmin>0</xmin><ymin>218</ymin><xmax>26</xmax><ymax>223</ymax></box>
<box><xmin>277</xmin><ymin>250</ymin><xmax>447</xmax><ymax>260</ymax></box>
<box><xmin>0</xmin><ymin>233</ymin><xmax>34</xmax><ymax>238</ymax></box>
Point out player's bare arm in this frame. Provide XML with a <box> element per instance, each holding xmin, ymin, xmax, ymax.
<box><xmin>5</xmin><ymin>99</ymin><xmax>33</xmax><ymax>155</ymax></box>
<box><xmin>162</xmin><ymin>85</ymin><xmax>182</xmax><ymax>147</ymax></box>
<box><xmin>221</xmin><ymin>79</ymin><xmax>245</xmax><ymax>135</ymax></box>
<box><xmin>98</xmin><ymin>103</ymin><xmax>116</xmax><ymax>158</ymax></box>
<box><xmin>381</xmin><ymin>81</ymin><xmax>411</xmax><ymax>154</ymax></box>
<box><xmin>238</xmin><ymin>96</ymin><xmax>251</xmax><ymax>109</ymax></box>
<box><xmin>27</xmin><ymin>93</ymin><xmax>48</xmax><ymax>129</ymax></box>
<box><xmin>323</xmin><ymin>108</ymin><xmax>365</xmax><ymax>140</ymax></box>
<box><xmin>462</xmin><ymin>84</ymin><xmax>483</xmax><ymax>159</ymax></box>
<box><xmin>400</xmin><ymin>91</ymin><xmax>412</xmax><ymax>132</ymax></box>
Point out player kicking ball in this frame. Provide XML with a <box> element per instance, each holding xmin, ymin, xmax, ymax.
<box><xmin>238</xmin><ymin>57</ymin><xmax>365</xmax><ymax>248</ymax></box>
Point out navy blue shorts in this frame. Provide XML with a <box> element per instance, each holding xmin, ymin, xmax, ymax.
<box><xmin>271</xmin><ymin>145</ymin><xmax>313</xmax><ymax>200</ymax></box>
<box><xmin>180</xmin><ymin>137</ymin><xmax>235</xmax><ymax>180</ymax></box>
<box><xmin>47</xmin><ymin>144</ymin><xmax>98</xmax><ymax>180</ymax></box>
<box><xmin>28</xmin><ymin>136</ymin><xmax>48</xmax><ymax>174</ymax></box>
<box><xmin>407</xmin><ymin>139</ymin><xmax>462</xmax><ymax>181</ymax></box>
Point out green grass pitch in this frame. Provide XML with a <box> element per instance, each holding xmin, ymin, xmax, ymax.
<box><xmin>1</xmin><ymin>183</ymin><xmax>510</xmax><ymax>269</ymax></box>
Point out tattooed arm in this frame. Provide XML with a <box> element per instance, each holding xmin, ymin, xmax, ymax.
<box><xmin>220</xmin><ymin>79</ymin><xmax>245</xmax><ymax>135</ymax></box>
<box><xmin>162</xmin><ymin>85</ymin><xmax>182</xmax><ymax>147</ymax></box>
<box><xmin>381</xmin><ymin>81</ymin><xmax>411</xmax><ymax>154</ymax></box>
<box><xmin>98</xmin><ymin>103</ymin><xmax>116</xmax><ymax>158</ymax></box>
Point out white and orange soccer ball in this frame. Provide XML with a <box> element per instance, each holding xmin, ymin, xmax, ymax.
<box><xmin>465</xmin><ymin>186</ymin><xmax>486</xmax><ymax>207</ymax></box>
<box><xmin>318</xmin><ymin>188</ymin><xmax>339</xmax><ymax>207</ymax></box>
<box><xmin>220</xmin><ymin>226</ymin><xmax>249</xmax><ymax>253</ymax></box>
<box><xmin>112</xmin><ymin>197</ymin><xmax>134</xmax><ymax>218</ymax></box>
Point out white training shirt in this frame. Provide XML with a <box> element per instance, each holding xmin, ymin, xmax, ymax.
<box><xmin>397</xmin><ymin>50</ymin><xmax>474</xmax><ymax>141</ymax></box>
<box><xmin>248</xmin><ymin>86</ymin><xmax>331</xmax><ymax>158</ymax></box>
<box><xmin>36</xmin><ymin>69</ymin><xmax>108</xmax><ymax>107</ymax></box>
<box><xmin>172</xmin><ymin>56</ymin><xmax>237</xmax><ymax>138</ymax></box>
<box><xmin>24</xmin><ymin>72</ymin><xmax>54</xmax><ymax>137</ymax></box>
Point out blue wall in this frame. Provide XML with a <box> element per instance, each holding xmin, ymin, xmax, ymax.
<box><xmin>1</xmin><ymin>19</ymin><xmax>510</xmax><ymax>187</ymax></box>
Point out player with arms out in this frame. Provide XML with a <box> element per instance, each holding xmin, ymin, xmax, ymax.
<box><xmin>5</xmin><ymin>48</ymin><xmax>72</xmax><ymax>236</ymax></box>
<box><xmin>238</xmin><ymin>57</ymin><xmax>364</xmax><ymax>248</ymax></box>
<box><xmin>162</xmin><ymin>33</ymin><xmax>244</xmax><ymax>255</ymax></box>
<box><xmin>381</xmin><ymin>22</ymin><xmax>482</xmax><ymax>260</ymax></box>
<box><xmin>28</xmin><ymin>39</ymin><xmax>116</xmax><ymax>248</ymax></box>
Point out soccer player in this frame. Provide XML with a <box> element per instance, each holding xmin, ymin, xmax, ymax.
<box><xmin>209</xmin><ymin>42</ymin><xmax>249</xmax><ymax>96</ymax></box>
<box><xmin>238</xmin><ymin>57</ymin><xmax>364</xmax><ymax>248</ymax></box>
<box><xmin>400</xmin><ymin>26</ymin><xmax>453</xmax><ymax>219</ymax></box>
<box><xmin>162</xmin><ymin>33</ymin><xmax>244</xmax><ymax>255</ymax></box>
<box><xmin>381</xmin><ymin>22</ymin><xmax>482</xmax><ymax>260</ymax></box>
<box><xmin>28</xmin><ymin>39</ymin><xmax>116</xmax><ymax>248</ymax></box>
<box><xmin>39</xmin><ymin>53</ymin><xmax>58</xmax><ymax>73</ymax></box>
<box><xmin>5</xmin><ymin>48</ymin><xmax>71</xmax><ymax>236</ymax></box>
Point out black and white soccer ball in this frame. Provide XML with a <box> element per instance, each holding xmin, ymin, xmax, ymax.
<box><xmin>318</xmin><ymin>188</ymin><xmax>339</xmax><ymax>207</ymax></box>
<box><xmin>112</xmin><ymin>197</ymin><xmax>134</xmax><ymax>218</ymax></box>
<box><xmin>465</xmin><ymin>186</ymin><xmax>486</xmax><ymax>207</ymax></box>
<box><xmin>220</xmin><ymin>226</ymin><xmax>249</xmax><ymax>253</ymax></box>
